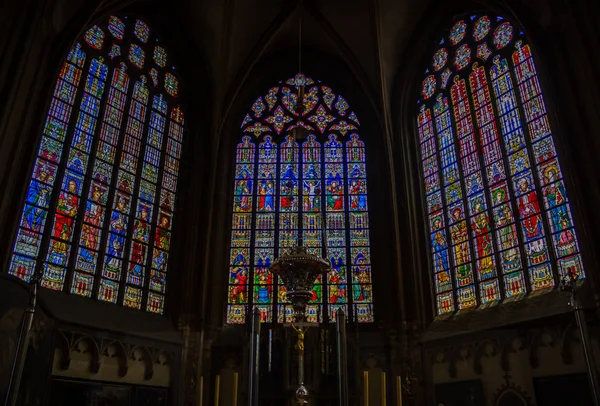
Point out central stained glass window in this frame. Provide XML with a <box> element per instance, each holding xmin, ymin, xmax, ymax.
<box><xmin>226</xmin><ymin>74</ymin><xmax>374</xmax><ymax>324</ymax></box>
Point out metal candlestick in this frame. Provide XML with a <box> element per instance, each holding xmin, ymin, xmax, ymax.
<box><xmin>292</xmin><ymin>324</ymin><xmax>310</xmax><ymax>404</ymax></box>
<box><xmin>335</xmin><ymin>309</ymin><xmax>349</xmax><ymax>406</ymax></box>
<box><xmin>560</xmin><ymin>270</ymin><xmax>600</xmax><ymax>405</ymax></box>
<box><xmin>5</xmin><ymin>274</ymin><xmax>39</xmax><ymax>406</ymax></box>
<box><xmin>270</xmin><ymin>246</ymin><xmax>329</xmax><ymax>405</ymax></box>
<box><xmin>248</xmin><ymin>308</ymin><xmax>261</xmax><ymax>406</ymax></box>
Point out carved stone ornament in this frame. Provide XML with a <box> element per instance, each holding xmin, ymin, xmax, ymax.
<box><xmin>492</xmin><ymin>374</ymin><xmax>533</xmax><ymax>406</ymax></box>
<box><xmin>55</xmin><ymin>329</ymin><xmax>173</xmax><ymax>380</ymax></box>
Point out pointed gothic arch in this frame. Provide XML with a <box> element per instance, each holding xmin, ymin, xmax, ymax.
<box><xmin>416</xmin><ymin>14</ymin><xmax>585</xmax><ymax>316</ymax></box>
<box><xmin>8</xmin><ymin>16</ymin><xmax>185</xmax><ymax>314</ymax></box>
<box><xmin>226</xmin><ymin>73</ymin><xmax>374</xmax><ymax>324</ymax></box>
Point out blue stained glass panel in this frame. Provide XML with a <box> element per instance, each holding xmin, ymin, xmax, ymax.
<box><xmin>134</xmin><ymin>20</ymin><xmax>150</xmax><ymax>43</ymax></box>
<box><xmin>129</xmin><ymin>44</ymin><xmax>145</xmax><ymax>68</ymax></box>
<box><xmin>84</xmin><ymin>26</ymin><xmax>104</xmax><ymax>50</ymax></box>
<box><xmin>67</xmin><ymin>44</ymin><xmax>86</xmax><ymax>68</ymax></box>
<box><xmin>108</xmin><ymin>16</ymin><xmax>125</xmax><ymax>40</ymax></box>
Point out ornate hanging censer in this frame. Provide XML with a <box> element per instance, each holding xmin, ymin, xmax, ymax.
<box><xmin>268</xmin><ymin>14</ymin><xmax>330</xmax><ymax>406</ymax></box>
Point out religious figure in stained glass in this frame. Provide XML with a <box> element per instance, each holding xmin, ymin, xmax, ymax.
<box><xmin>129</xmin><ymin>207</ymin><xmax>150</xmax><ymax>278</ymax></box>
<box><xmin>226</xmin><ymin>74</ymin><xmax>373</xmax><ymax>324</ymax></box>
<box><xmin>23</xmin><ymin>183</ymin><xmax>50</xmax><ymax>237</ymax></box>
<box><xmin>107</xmin><ymin>203</ymin><xmax>127</xmax><ymax>261</ymax></box>
<box><xmin>53</xmin><ymin>180</ymin><xmax>79</xmax><ymax>241</ymax></box>
<box><xmin>8</xmin><ymin>16</ymin><xmax>184</xmax><ymax>313</ymax></box>
<box><xmin>418</xmin><ymin>14</ymin><xmax>585</xmax><ymax>315</ymax></box>
<box><xmin>326</xmin><ymin>178</ymin><xmax>343</xmax><ymax>210</ymax></box>
<box><xmin>230</xmin><ymin>253</ymin><xmax>249</xmax><ymax>303</ymax></box>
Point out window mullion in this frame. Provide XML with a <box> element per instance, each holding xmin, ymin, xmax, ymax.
<box><xmin>460</xmin><ymin>69</ymin><xmax>506</xmax><ymax>303</ymax></box>
<box><xmin>248</xmin><ymin>138</ymin><xmax>261</xmax><ymax>324</ymax></box>
<box><xmin>278</xmin><ymin>135</ymin><xmax>293</xmax><ymax>325</ymax></box>
<box><xmin>423</xmin><ymin>102</ymin><xmax>459</xmax><ymax>315</ymax></box>
<box><xmin>506</xmin><ymin>53</ymin><xmax>561</xmax><ymax>287</ymax></box>
<box><xmin>272</xmin><ymin>136</ymin><xmax>280</xmax><ymax>324</ymax></box>
<box><xmin>93</xmin><ymin>77</ymin><xmax>138</xmax><ymax>301</ymax></box>
<box><xmin>479</xmin><ymin>62</ymin><xmax>530</xmax><ymax>296</ymax></box>
<box><xmin>435</xmin><ymin>90</ymin><xmax>478</xmax><ymax>312</ymax></box>
<box><xmin>116</xmin><ymin>82</ymin><xmax>154</xmax><ymax>306</ymax></box>
<box><xmin>65</xmin><ymin>63</ymin><xmax>115</xmax><ymax>295</ymax></box>
<box><xmin>320</xmin><ymin>138</ymin><xmax>328</xmax><ymax>324</ymax></box>
<box><xmin>339</xmin><ymin>133</ymin><xmax>352</xmax><ymax>323</ymax></box>
<box><xmin>139</xmin><ymin>102</ymin><xmax>170</xmax><ymax>312</ymax></box>
<box><xmin>34</xmin><ymin>56</ymin><xmax>94</xmax><ymax>290</ymax></box>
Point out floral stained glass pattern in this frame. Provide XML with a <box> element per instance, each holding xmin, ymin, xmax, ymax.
<box><xmin>494</xmin><ymin>22</ymin><xmax>513</xmax><ymax>49</ymax></box>
<box><xmin>134</xmin><ymin>19</ymin><xmax>150</xmax><ymax>43</ymax></box>
<box><xmin>477</xmin><ymin>43</ymin><xmax>492</xmax><ymax>61</ymax></box>
<box><xmin>454</xmin><ymin>44</ymin><xmax>471</xmax><ymax>70</ymax></box>
<box><xmin>9</xmin><ymin>16</ymin><xmax>184</xmax><ymax>315</ymax></box>
<box><xmin>164</xmin><ymin>73</ymin><xmax>178</xmax><ymax>97</ymax></box>
<box><xmin>473</xmin><ymin>16</ymin><xmax>491</xmax><ymax>41</ymax></box>
<box><xmin>84</xmin><ymin>26</ymin><xmax>105</xmax><ymax>50</ymax></box>
<box><xmin>449</xmin><ymin>20</ymin><xmax>467</xmax><ymax>45</ymax></box>
<box><xmin>228</xmin><ymin>74</ymin><xmax>374</xmax><ymax>324</ymax></box>
<box><xmin>417</xmin><ymin>15</ymin><xmax>585</xmax><ymax>316</ymax></box>
<box><xmin>154</xmin><ymin>46</ymin><xmax>167</xmax><ymax>68</ymax></box>
<box><xmin>129</xmin><ymin>44</ymin><xmax>145</xmax><ymax>69</ymax></box>
<box><xmin>109</xmin><ymin>44</ymin><xmax>121</xmax><ymax>59</ymax></box>
<box><xmin>422</xmin><ymin>75</ymin><xmax>437</xmax><ymax>99</ymax></box>
<box><xmin>433</xmin><ymin>48</ymin><xmax>448</xmax><ymax>71</ymax></box>
<box><xmin>108</xmin><ymin>16</ymin><xmax>125</xmax><ymax>40</ymax></box>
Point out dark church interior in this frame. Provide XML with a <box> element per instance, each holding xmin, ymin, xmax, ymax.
<box><xmin>1</xmin><ymin>0</ymin><xmax>599</xmax><ymax>405</ymax></box>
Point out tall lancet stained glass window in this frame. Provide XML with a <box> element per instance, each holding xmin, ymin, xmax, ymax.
<box><xmin>8</xmin><ymin>16</ymin><xmax>184</xmax><ymax>314</ymax></box>
<box><xmin>418</xmin><ymin>15</ymin><xmax>584</xmax><ymax>316</ymax></box>
<box><xmin>227</xmin><ymin>74</ymin><xmax>373</xmax><ymax>324</ymax></box>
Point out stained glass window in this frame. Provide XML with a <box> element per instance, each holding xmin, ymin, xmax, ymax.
<box><xmin>227</xmin><ymin>74</ymin><xmax>373</xmax><ymax>324</ymax></box>
<box><xmin>153</xmin><ymin>46</ymin><xmax>167</xmax><ymax>68</ymax></box>
<box><xmin>9</xmin><ymin>16</ymin><xmax>184</xmax><ymax>315</ymax></box>
<box><xmin>418</xmin><ymin>14</ymin><xmax>585</xmax><ymax>316</ymax></box>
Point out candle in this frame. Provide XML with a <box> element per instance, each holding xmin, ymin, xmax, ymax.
<box><xmin>233</xmin><ymin>372</ymin><xmax>238</xmax><ymax>406</ymax></box>
<box><xmin>199</xmin><ymin>376</ymin><xmax>203</xmax><ymax>406</ymax></box>
<box><xmin>363</xmin><ymin>371</ymin><xmax>369</xmax><ymax>406</ymax></box>
<box><xmin>214</xmin><ymin>375</ymin><xmax>220</xmax><ymax>406</ymax></box>
<box><xmin>381</xmin><ymin>372</ymin><xmax>386</xmax><ymax>406</ymax></box>
<box><xmin>396</xmin><ymin>376</ymin><xmax>402</xmax><ymax>406</ymax></box>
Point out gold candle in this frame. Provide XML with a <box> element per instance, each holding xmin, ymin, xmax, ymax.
<box><xmin>363</xmin><ymin>370</ymin><xmax>369</xmax><ymax>406</ymax></box>
<box><xmin>381</xmin><ymin>372</ymin><xmax>387</xmax><ymax>406</ymax></box>
<box><xmin>199</xmin><ymin>376</ymin><xmax>203</xmax><ymax>406</ymax></box>
<box><xmin>214</xmin><ymin>375</ymin><xmax>220</xmax><ymax>406</ymax></box>
<box><xmin>396</xmin><ymin>376</ymin><xmax>402</xmax><ymax>406</ymax></box>
<box><xmin>233</xmin><ymin>372</ymin><xmax>239</xmax><ymax>406</ymax></box>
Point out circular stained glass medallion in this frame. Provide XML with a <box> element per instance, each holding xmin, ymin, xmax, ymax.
<box><xmin>493</xmin><ymin>22</ymin><xmax>514</xmax><ymax>49</ymax></box>
<box><xmin>449</xmin><ymin>20</ymin><xmax>467</xmax><ymax>45</ymax></box>
<box><xmin>108</xmin><ymin>16</ymin><xmax>125</xmax><ymax>40</ymax></box>
<box><xmin>84</xmin><ymin>26</ymin><xmax>104</xmax><ymax>50</ymax></box>
<box><xmin>473</xmin><ymin>16</ymin><xmax>491</xmax><ymax>41</ymax></box>
<box><xmin>129</xmin><ymin>44</ymin><xmax>145</xmax><ymax>68</ymax></box>
<box><xmin>422</xmin><ymin>75</ymin><xmax>437</xmax><ymax>99</ymax></box>
<box><xmin>454</xmin><ymin>44</ymin><xmax>471</xmax><ymax>70</ymax></box>
<box><xmin>433</xmin><ymin>48</ymin><xmax>448</xmax><ymax>71</ymax></box>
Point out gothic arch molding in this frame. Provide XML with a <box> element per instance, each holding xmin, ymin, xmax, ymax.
<box><xmin>205</xmin><ymin>47</ymin><xmax>397</xmax><ymax>328</ymax></box>
<box><xmin>390</xmin><ymin>0</ymin><xmax>597</xmax><ymax>325</ymax></box>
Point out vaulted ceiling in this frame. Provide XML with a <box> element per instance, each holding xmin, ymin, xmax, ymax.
<box><xmin>46</xmin><ymin>0</ymin><xmax>550</xmax><ymax>137</ymax></box>
<box><xmin>176</xmin><ymin>0</ymin><xmax>432</xmax><ymax>129</ymax></box>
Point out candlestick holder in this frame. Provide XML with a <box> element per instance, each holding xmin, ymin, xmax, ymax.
<box><xmin>270</xmin><ymin>245</ymin><xmax>329</xmax><ymax>405</ymax></box>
